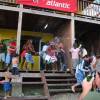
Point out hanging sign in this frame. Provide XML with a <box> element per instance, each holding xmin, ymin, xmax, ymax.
<box><xmin>16</xmin><ymin>0</ymin><xmax>77</xmax><ymax>13</ymax></box>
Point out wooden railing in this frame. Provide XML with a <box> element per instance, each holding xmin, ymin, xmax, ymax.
<box><xmin>77</xmin><ymin>0</ymin><xmax>100</xmax><ymax>18</ymax></box>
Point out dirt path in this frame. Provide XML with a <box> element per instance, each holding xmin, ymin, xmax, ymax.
<box><xmin>51</xmin><ymin>93</ymin><xmax>80</xmax><ymax>100</ymax></box>
<box><xmin>51</xmin><ymin>91</ymin><xmax>100</xmax><ymax>100</ymax></box>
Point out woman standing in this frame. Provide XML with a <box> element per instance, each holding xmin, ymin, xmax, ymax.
<box><xmin>23</xmin><ymin>40</ymin><xmax>35</xmax><ymax>71</ymax></box>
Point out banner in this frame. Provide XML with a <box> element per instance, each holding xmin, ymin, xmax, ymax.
<box><xmin>16</xmin><ymin>0</ymin><xmax>77</xmax><ymax>13</ymax></box>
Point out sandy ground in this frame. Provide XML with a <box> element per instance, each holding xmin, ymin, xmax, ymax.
<box><xmin>51</xmin><ymin>91</ymin><xmax>100</xmax><ymax>100</ymax></box>
<box><xmin>51</xmin><ymin>93</ymin><xmax>80</xmax><ymax>100</ymax></box>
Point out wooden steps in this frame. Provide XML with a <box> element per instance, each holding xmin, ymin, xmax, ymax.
<box><xmin>45</xmin><ymin>72</ymin><xmax>82</xmax><ymax>95</ymax></box>
<box><xmin>49</xmin><ymin>89</ymin><xmax>72</xmax><ymax>93</ymax></box>
<box><xmin>0</xmin><ymin>71</ymin><xmax>82</xmax><ymax>98</ymax></box>
<box><xmin>46</xmin><ymin>79</ymin><xmax>76</xmax><ymax>82</ymax></box>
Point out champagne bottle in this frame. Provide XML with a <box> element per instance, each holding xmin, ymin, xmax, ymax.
<box><xmin>86</xmin><ymin>75</ymin><xmax>92</xmax><ymax>82</ymax></box>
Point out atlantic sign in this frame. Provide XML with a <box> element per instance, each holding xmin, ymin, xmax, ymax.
<box><xmin>16</xmin><ymin>0</ymin><xmax>77</xmax><ymax>13</ymax></box>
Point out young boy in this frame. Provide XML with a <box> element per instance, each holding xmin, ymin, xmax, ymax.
<box><xmin>0</xmin><ymin>68</ymin><xmax>12</xmax><ymax>99</ymax></box>
<box><xmin>11</xmin><ymin>54</ymin><xmax>19</xmax><ymax>76</ymax></box>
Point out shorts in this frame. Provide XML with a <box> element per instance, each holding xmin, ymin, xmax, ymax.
<box><xmin>3</xmin><ymin>82</ymin><xmax>12</xmax><ymax>92</ymax></box>
<box><xmin>12</xmin><ymin>67</ymin><xmax>19</xmax><ymax>75</ymax></box>
<box><xmin>61</xmin><ymin>64</ymin><xmax>67</xmax><ymax>71</ymax></box>
<box><xmin>0</xmin><ymin>53</ymin><xmax>5</xmax><ymax>62</ymax></box>
<box><xmin>25</xmin><ymin>53</ymin><xmax>34</xmax><ymax>64</ymax></box>
<box><xmin>75</xmin><ymin>70</ymin><xmax>85</xmax><ymax>84</ymax></box>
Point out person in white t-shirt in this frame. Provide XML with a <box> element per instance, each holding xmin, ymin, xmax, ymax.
<box><xmin>40</xmin><ymin>42</ymin><xmax>49</xmax><ymax>70</ymax></box>
<box><xmin>11</xmin><ymin>54</ymin><xmax>19</xmax><ymax>76</ymax></box>
<box><xmin>70</xmin><ymin>43</ymin><xmax>81</xmax><ymax>72</ymax></box>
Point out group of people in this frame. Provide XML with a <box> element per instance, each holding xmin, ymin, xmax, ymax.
<box><xmin>0</xmin><ymin>41</ymin><xmax>20</xmax><ymax>99</ymax></box>
<box><xmin>0</xmin><ymin>39</ymin><xmax>37</xmax><ymax>99</ymax></box>
<box><xmin>1</xmin><ymin>38</ymin><xmax>100</xmax><ymax>99</ymax></box>
<box><xmin>0</xmin><ymin>39</ymin><xmax>38</xmax><ymax>72</ymax></box>
<box><xmin>0</xmin><ymin>41</ymin><xmax>19</xmax><ymax>76</ymax></box>
<box><xmin>0</xmin><ymin>37</ymin><xmax>67</xmax><ymax>99</ymax></box>
<box><xmin>40</xmin><ymin>37</ymin><xmax>67</xmax><ymax>71</ymax></box>
<box><xmin>70</xmin><ymin>42</ymin><xmax>100</xmax><ymax>100</ymax></box>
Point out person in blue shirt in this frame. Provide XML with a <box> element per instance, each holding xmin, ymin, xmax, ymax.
<box><xmin>71</xmin><ymin>55</ymin><xmax>90</xmax><ymax>92</ymax></box>
<box><xmin>0</xmin><ymin>68</ymin><xmax>12</xmax><ymax>99</ymax></box>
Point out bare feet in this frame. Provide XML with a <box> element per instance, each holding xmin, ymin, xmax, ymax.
<box><xmin>71</xmin><ymin>86</ymin><xmax>75</xmax><ymax>92</ymax></box>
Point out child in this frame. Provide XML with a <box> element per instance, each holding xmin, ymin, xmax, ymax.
<box><xmin>0</xmin><ymin>68</ymin><xmax>12</xmax><ymax>99</ymax></box>
<box><xmin>25</xmin><ymin>51</ymin><xmax>34</xmax><ymax>71</ymax></box>
<box><xmin>11</xmin><ymin>54</ymin><xmax>19</xmax><ymax>76</ymax></box>
<box><xmin>24</xmin><ymin>40</ymin><xmax>35</xmax><ymax>71</ymax></box>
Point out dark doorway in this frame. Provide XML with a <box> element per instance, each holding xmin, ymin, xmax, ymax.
<box><xmin>75</xmin><ymin>21</ymin><xmax>100</xmax><ymax>55</ymax></box>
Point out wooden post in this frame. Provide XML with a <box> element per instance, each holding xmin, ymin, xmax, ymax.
<box><xmin>68</xmin><ymin>13</ymin><xmax>75</xmax><ymax>70</ymax></box>
<box><xmin>62</xmin><ymin>13</ymin><xmax>75</xmax><ymax>70</ymax></box>
<box><xmin>66</xmin><ymin>13</ymin><xmax>75</xmax><ymax>70</ymax></box>
<box><xmin>16</xmin><ymin>4</ymin><xmax>23</xmax><ymax>54</ymax></box>
<box><xmin>71</xmin><ymin>13</ymin><xmax>75</xmax><ymax>46</ymax></box>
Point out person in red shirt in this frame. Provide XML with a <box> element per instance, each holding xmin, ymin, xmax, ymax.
<box><xmin>5</xmin><ymin>41</ymin><xmax>16</xmax><ymax>67</ymax></box>
<box><xmin>45</xmin><ymin>42</ymin><xmax>57</xmax><ymax>71</ymax></box>
<box><xmin>21</xmin><ymin>40</ymin><xmax>35</xmax><ymax>71</ymax></box>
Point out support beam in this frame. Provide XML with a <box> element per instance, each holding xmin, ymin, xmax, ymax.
<box><xmin>71</xmin><ymin>13</ymin><xmax>75</xmax><ymax>46</ymax></box>
<box><xmin>67</xmin><ymin>13</ymin><xmax>75</xmax><ymax>70</ymax></box>
<box><xmin>74</xmin><ymin>16</ymin><xmax>100</xmax><ymax>25</ymax></box>
<box><xmin>0</xmin><ymin>4</ymin><xmax>100</xmax><ymax>24</ymax></box>
<box><xmin>62</xmin><ymin>15</ymin><xmax>75</xmax><ymax>70</ymax></box>
<box><xmin>22</xmin><ymin>8</ymin><xmax>71</xmax><ymax>20</ymax></box>
<box><xmin>16</xmin><ymin>4</ymin><xmax>23</xmax><ymax>54</ymax></box>
<box><xmin>60</xmin><ymin>20</ymin><xmax>72</xmax><ymax>70</ymax></box>
<box><xmin>0</xmin><ymin>4</ymin><xmax>20</xmax><ymax>11</ymax></box>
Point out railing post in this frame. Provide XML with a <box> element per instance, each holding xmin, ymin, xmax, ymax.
<box><xmin>16</xmin><ymin>4</ymin><xmax>23</xmax><ymax>54</ymax></box>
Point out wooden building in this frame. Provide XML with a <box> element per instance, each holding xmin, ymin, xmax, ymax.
<box><xmin>0</xmin><ymin>0</ymin><xmax>100</xmax><ymax>70</ymax></box>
